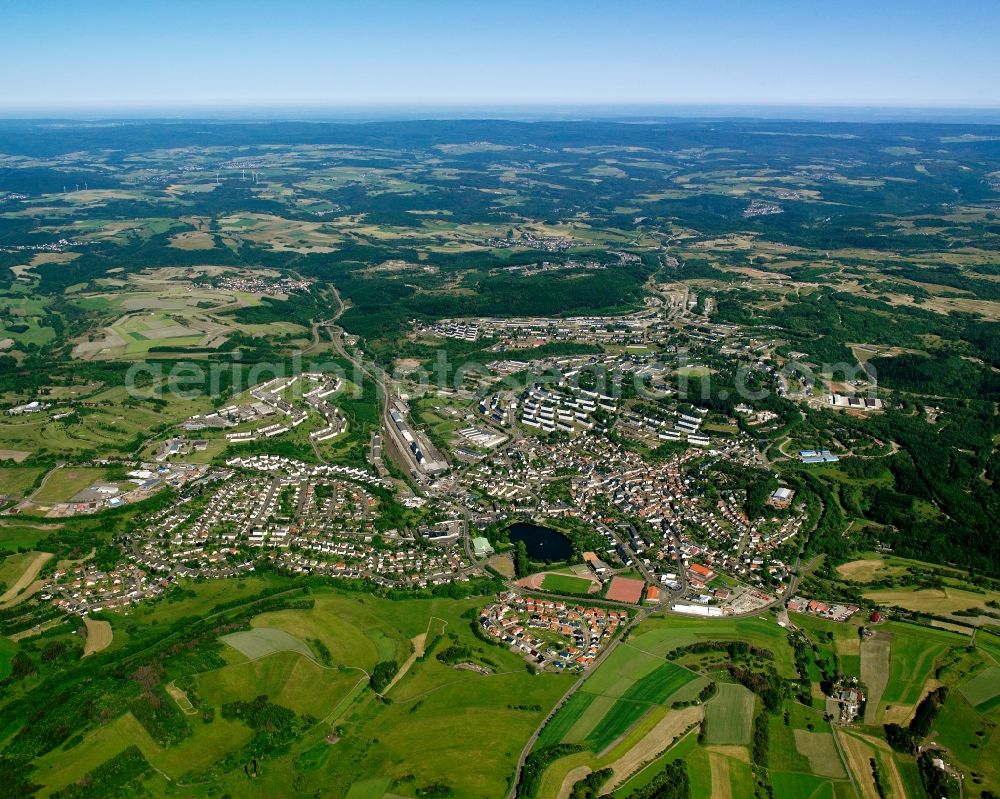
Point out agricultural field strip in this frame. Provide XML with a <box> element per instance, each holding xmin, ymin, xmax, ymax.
<box><xmin>0</xmin><ymin>551</ymin><xmax>53</xmax><ymax>606</ymax></box>
<box><xmin>959</xmin><ymin>665</ymin><xmax>1000</xmax><ymax>709</ymax></box>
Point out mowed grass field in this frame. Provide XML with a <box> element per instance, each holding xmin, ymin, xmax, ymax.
<box><xmin>861</xmin><ymin>632</ymin><xmax>891</xmax><ymax>725</ymax></box>
<box><xmin>540</xmin><ymin>572</ymin><xmax>595</xmax><ymax>595</ymax></box>
<box><xmin>865</xmin><ymin>585</ymin><xmax>1000</xmax><ymax>615</ymax></box>
<box><xmin>703</xmin><ymin>683</ymin><xmax>755</xmax><ymax>745</ymax></box>
<box><xmin>220</xmin><ymin>627</ymin><xmax>315</xmax><ymax>660</ymax></box>
<box><xmin>792</xmin><ymin>730</ymin><xmax>846</xmax><ymax>779</ymax></box>
<box><xmin>960</xmin><ymin>666</ymin><xmax>1000</xmax><ymax>710</ymax></box>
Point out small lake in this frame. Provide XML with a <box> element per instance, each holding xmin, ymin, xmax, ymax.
<box><xmin>508</xmin><ymin>522</ymin><xmax>572</xmax><ymax>562</ymax></box>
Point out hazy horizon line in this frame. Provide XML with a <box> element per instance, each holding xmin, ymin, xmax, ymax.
<box><xmin>2</xmin><ymin>102</ymin><xmax>1000</xmax><ymax>125</ymax></box>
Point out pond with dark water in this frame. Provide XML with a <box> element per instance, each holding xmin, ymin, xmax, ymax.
<box><xmin>508</xmin><ymin>522</ymin><xmax>572</xmax><ymax>562</ymax></box>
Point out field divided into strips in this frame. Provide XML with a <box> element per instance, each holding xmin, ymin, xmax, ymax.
<box><xmin>536</xmin><ymin>692</ymin><xmax>598</xmax><ymax>749</ymax></box>
<box><xmin>703</xmin><ymin>683</ymin><xmax>755</xmax><ymax>745</ymax></box>
<box><xmin>960</xmin><ymin>665</ymin><xmax>1000</xmax><ymax>711</ymax></box>
<box><xmin>549</xmin><ymin>644</ymin><xmax>702</xmax><ymax>753</ymax></box>
<box><xmin>611</xmin><ymin>726</ymin><xmax>701</xmax><ymax>798</ymax></box>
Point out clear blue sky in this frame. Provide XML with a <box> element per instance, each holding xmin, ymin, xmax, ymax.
<box><xmin>2</xmin><ymin>0</ymin><xmax>998</xmax><ymax>109</ymax></box>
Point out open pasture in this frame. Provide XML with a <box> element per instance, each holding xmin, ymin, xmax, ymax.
<box><xmin>197</xmin><ymin>650</ymin><xmax>362</xmax><ymax>718</ymax></box>
<box><xmin>248</xmin><ymin>591</ymin><xmax>414</xmax><ymax>670</ymax></box>
<box><xmin>0</xmin><ymin>519</ymin><xmax>62</xmax><ymax>551</ymax></box>
<box><xmin>931</xmin><ymin>690</ymin><xmax>1000</xmax><ymax>789</ymax></box>
<box><xmin>30</xmin><ymin>709</ymin><xmax>254</xmax><ymax>792</ymax></box>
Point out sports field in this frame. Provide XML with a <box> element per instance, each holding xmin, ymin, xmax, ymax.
<box><xmin>606</xmin><ymin>576</ymin><xmax>645</xmax><ymax>603</ymax></box>
<box><xmin>540</xmin><ymin>572</ymin><xmax>596</xmax><ymax>594</ymax></box>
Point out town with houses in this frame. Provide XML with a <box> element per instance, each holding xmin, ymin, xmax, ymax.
<box><xmin>10</xmin><ymin>281</ymin><xmax>897</xmax><ymax>695</ymax></box>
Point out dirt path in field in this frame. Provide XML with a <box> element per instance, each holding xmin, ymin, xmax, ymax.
<box><xmin>0</xmin><ymin>552</ymin><xmax>52</xmax><ymax>608</ymax></box>
<box><xmin>82</xmin><ymin>616</ymin><xmax>113</xmax><ymax>656</ymax></box>
<box><xmin>861</xmin><ymin>631</ymin><xmax>891</xmax><ymax>724</ymax></box>
<box><xmin>708</xmin><ymin>751</ymin><xmax>732</xmax><ymax>799</ymax></box>
<box><xmin>381</xmin><ymin>616</ymin><xmax>446</xmax><ymax>696</ymax></box>
<box><xmin>604</xmin><ymin>706</ymin><xmax>704</xmax><ymax>790</ymax></box>
<box><xmin>556</xmin><ymin>766</ymin><xmax>592</xmax><ymax>799</ymax></box>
